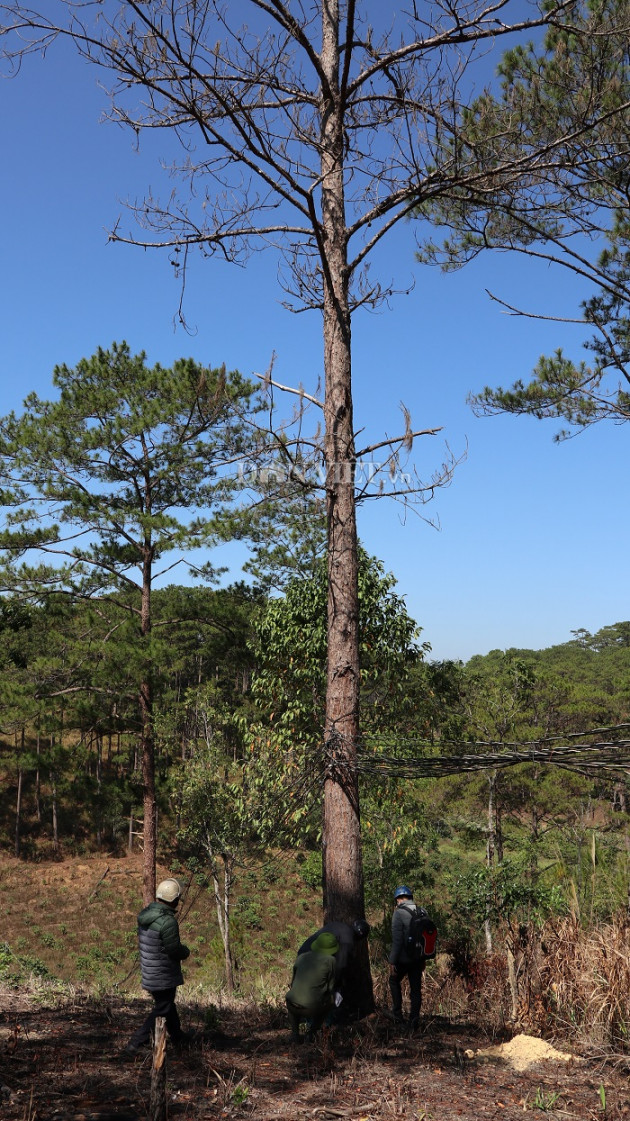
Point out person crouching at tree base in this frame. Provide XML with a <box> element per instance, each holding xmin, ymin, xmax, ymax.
<box><xmin>296</xmin><ymin>918</ymin><xmax>371</xmax><ymax>1020</ymax></box>
<box><xmin>124</xmin><ymin>878</ymin><xmax>192</xmax><ymax>1055</ymax></box>
<box><xmin>285</xmin><ymin>932</ymin><xmax>340</xmax><ymax>1042</ymax></box>
<box><xmin>389</xmin><ymin>884</ymin><xmax>423</xmax><ymax>1030</ymax></box>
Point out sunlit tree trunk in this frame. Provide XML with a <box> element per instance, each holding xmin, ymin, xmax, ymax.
<box><xmin>320</xmin><ymin>0</ymin><xmax>363</xmax><ymax>920</ymax></box>
<box><xmin>319</xmin><ymin>0</ymin><xmax>372</xmax><ymax>1016</ymax></box>
<box><xmin>140</xmin><ymin>530</ymin><xmax>157</xmax><ymax>905</ymax></box>
<box><xmin>210</xmin><ymin>845</ymin><xmax>235</xmax><ymax>994</ymax></box>
<box><xmin>484</xmin><ymin>770</ymin><xmax>503</xmax><ymax>954</ymax></box>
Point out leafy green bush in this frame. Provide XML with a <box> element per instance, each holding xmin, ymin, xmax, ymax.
<box><xmin>21</xmin><ymin>956</ymin><xmax>50</xmax><ymax>978</ymax></box>
<box><xmin>299</xmin><ymin>851</ymin><xmax>322</xmax><ymax>890</ymax></box>
<box><xmin>238</xmin><ymin>899</ymin><xmax>263</xmax><ymax>930</ymax></box>
<box><xmin>449</xmin><ymin>856</ymin><xmax>567</xmax><ymax>942</ymax></box>
<box><xmin>0</xmin><ymin>942</ymin><xmax>13</xmax><ymax>976</ymax></box>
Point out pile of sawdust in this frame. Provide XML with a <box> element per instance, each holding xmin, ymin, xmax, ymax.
<box><xmin>470</xmin><ymin>1034</ymin><xmax>577</xmax><ymax>1072</ymax></box>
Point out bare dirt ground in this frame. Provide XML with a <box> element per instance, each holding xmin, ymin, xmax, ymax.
<box><xmin>2</xmin><ymin>993</ymin><xmax>629</xmax><ymax>1121</ymax></box>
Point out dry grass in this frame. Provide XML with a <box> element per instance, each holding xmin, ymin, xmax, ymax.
<box><xmin>536</xmin><ymin>914</ymin><xmax>630</xmax><ymax>1050</ymax></box>
<box><xmin>389</xmin><ymin>915</ymin><xmax>630</xmax><ymax>1057</ymax></box>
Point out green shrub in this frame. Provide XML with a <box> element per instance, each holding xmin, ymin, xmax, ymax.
<box><xmin>0</xmin><ymin>942</ymin><xmax>13</xmax><ymax>976</ymax></box>
<box><xmin>238</xmin><ymin>899</ymin><xmax>263</xmax><ymax>930</ymax></box>
<box><xmin>21</xmin><ymin>956</ymin><xmax>49</xmax><ymax>978</ymax></box>
<box><xmin>299</xmin><ymin>851</ymin><xmax>322</xmax><ymax>890</ymax></box>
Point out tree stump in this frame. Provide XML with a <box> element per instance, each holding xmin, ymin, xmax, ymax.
<box><xmin>150</xmin><ymin>1016</ymin><xmax>167</xmax><ymax>1121</ymax></box>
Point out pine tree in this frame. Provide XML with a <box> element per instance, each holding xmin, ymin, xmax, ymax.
<box><xmin>0</xmin><ymin>342</ymin><xmax>258</xmax><ymax>900</ymax></box>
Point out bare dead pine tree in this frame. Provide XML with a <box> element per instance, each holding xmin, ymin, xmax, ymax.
<box><xmin>0</xmin><ymin>0</ymin><xmax>591</xmax><ymax>990</ymax></box>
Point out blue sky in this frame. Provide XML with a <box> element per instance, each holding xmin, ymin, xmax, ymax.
<box><xmin>1</xmin><ymin>25</ymin><xmax>626</xmax><ymax>663</ymax></box>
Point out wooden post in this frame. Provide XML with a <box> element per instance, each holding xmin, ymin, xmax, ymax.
<box><xmin>150</xmin><ymin>1017</ymin><xmax>167</xmax><ymax>1121</ymax></box>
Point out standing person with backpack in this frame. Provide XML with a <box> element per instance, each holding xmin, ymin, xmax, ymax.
<box><xmin>388</xmin><ymin>885</ymin><xmax>436</xmax><ymax>1031</ymax></box>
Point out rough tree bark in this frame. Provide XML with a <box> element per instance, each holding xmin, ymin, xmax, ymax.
<box><xmin>320</xmin><ymin>0</ymin><xmax>365</xmax><ymax>934</ymax></box>
<box><xmin>140</xmin><ymin>530</ymin><xmax>157</xmax><ymax>906</ymax></box>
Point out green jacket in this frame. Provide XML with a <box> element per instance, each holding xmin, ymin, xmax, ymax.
<box><xmin>286</xmin><ymin>950</ymin><xmax>336</xmax><ymax>1011</ymax></box>
<box><xmin>137</xmin><ymin>901</ymin><xmax>190</xmax><ymax>991</ymax></box>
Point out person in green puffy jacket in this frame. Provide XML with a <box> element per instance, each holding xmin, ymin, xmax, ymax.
<box><xmin>124</xmin><ymin>877</ymin><xmax>191</xmax><ymax>1056</ymax></box>
<box><xmin>285</xmin><ymin>932</ymin><xmax>339</xmax><ymax>1042</ymax></box>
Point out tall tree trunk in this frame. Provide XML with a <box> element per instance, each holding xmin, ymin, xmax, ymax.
<box><xmin>52</xmin><ymin>708</ymin><xmax>64</xmax><ymax>854</ymax></box>
<box><xmin>222</xmin><ymin>855</ymin><xmax>234</xmax><ymax>993</ymax></box>
<box><xmin>319</xmin><ymin>0</ymin><xmax>372</xmax><ymax>1015</ymax></box>
<box><xmin>140</xmin><ymin>541</ymin><xmax>157</xmax><ymax>905</ymax></box>
<box><xmin>35</xmin><ymin>730</ymin><xmax>41</xmax><ymax>823</ymax></box>
<box><xmin>96</xmin><ymin>734</ymin><xmax>103</xmax><ymax>848</ymax></box>
<box><xmin>484</xmin><ymin>770</ymin><xmax>498</xmax><ymax>953</ymax></box>
<box><xmin>14</xmin><ymin>733</ymin><xmax>23</xmax><ymax>859</ymax></box>
<box><xmin>51</xmin><ymin>771</ymin><xmax>59</xmax><ymax>854</ymax></box>
<box><xmin>140</xmin><ymin>677</ymin><xmax>156</xmax><ymax>904</ymax></box>
<box><xmin>210</xmin><ymin>847</ymin><xmax>235</xmax><ymax>994</ymax></box>
<box><xmin>320</xmin><ymin>0</ymin><xmax>362</xmax><ymax>919</ymax></box>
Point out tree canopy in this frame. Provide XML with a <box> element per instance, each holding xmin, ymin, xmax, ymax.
<box><xmin>0</xmin><ymin>341</ymin><xmax>259</xmax><ymax>899</ymax></box>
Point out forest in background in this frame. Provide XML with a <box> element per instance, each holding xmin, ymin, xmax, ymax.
<box><xmin>2</xmin><ymin>567</ymin><xmax>629</xmax><ymax>1010</ymax></box>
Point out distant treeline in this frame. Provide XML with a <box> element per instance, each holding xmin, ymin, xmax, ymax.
<box><xmin>2</xmin><ymin>582</ymin><xmax>629</xmax><ymax>930</ymax></box>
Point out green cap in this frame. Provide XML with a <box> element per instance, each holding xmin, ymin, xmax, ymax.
<box><xmin>311</xmin><ymin>932</ymin><xmax>339</xmax><ymax>955</ymax></box>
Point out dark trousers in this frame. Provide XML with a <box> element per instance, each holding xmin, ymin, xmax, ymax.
<box><xmin>389</xmin><ymin>961</ymin><xmax>423</xmax><ymax>1022</ymax></box>
<box><xmin>286</xmin><ymin>995</ymin><xmax>332</xmax><ymax>1038</ymax></box>
<box><xmin>128</xmin><ymin>987</ymin><xmax>182</xmax><ymax>1048</ymax></box>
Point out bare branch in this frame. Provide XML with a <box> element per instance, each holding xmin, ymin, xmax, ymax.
<box><xmin>253</xmin><ymin>370</ymin><xmax>324</xmax><ymax>410</ymax></box>
<box><xmin>356</xmin><ymin>426</ymin><xmax>443</xmax><ymax>459</ymax></box>
<box><xmin>484</xmin><ymin>290</ymin><xmax>588</xmax><ymax>323</ymax></box>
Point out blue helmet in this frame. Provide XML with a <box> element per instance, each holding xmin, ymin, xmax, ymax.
<box><xmin>394</xmin><ymin>885</ymin><xmax>413</xmax><ymax>900</ymax></box>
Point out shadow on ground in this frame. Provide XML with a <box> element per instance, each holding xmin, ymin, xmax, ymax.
<box><xmin>1</xmin><ymin>994</ymin><xmax>628</xmax><ymax>1120</ymax></box>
